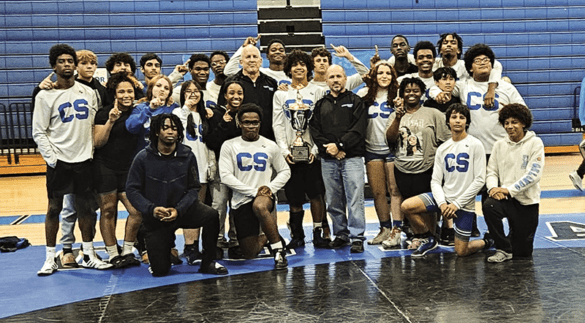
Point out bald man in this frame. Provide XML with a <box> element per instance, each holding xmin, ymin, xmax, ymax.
<box><xmin>309</xmin><ymin>65</ymin><xmax>368</xmax><ymax>253</ymax></box>
<box><xmin>218</xmin><ymin>45</ymin><xmax>278</xmax><ymax>140</ymax></box>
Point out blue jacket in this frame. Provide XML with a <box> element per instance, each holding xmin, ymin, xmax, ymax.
<box><xmin>125</xmin><ymin>102</ymin><xmax>179</xmax><ymax>154</ymax></box>
<box><xmin>126</xmin><ymin>143</ymin><xmax>201</xmax><ymax>231</ymax></box>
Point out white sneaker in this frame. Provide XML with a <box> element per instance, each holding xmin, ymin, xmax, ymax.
<box><xmin>382</xmin><ymin>227</ymin><xmax>403</xmax><ymax>249</ymax></box>
<box><xmin>569</xmin><ymin>170</ymin><xmax>583</xmax><ymax>191</ymax></box>
<box><xmin>38</xmin><ymin>257</ymin><xmax>58</xmax><ymax>276</ymax></box>
<box><xmin>80</xmin><ymin>256</ymin><xmax>113</xmax><ymax>270</ymax></box>
<box><xmin>487</xmin><ymin>249</ymin><xmax>513</xmax><ymax>263</ymax></box>
<box><xmin>368</xmin><ymin>227</ymin><xmax>392</xmax><ymax>245</ymax></box>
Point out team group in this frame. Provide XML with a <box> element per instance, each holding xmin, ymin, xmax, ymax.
<box><xmin>31</xmin><ymin>32</ymin><xmax>543</xmax><ymax>277</ymax></box>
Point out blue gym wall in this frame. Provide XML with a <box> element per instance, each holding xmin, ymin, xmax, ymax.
<box><xmin>321</xmin><ymin>0</ymin><xmax>585</xmax><ymax>146</ymax></box>
<box><xmin>1</xmin><ymin>0</ymin><xmax>584</xmax><ymax>147</ymax></box>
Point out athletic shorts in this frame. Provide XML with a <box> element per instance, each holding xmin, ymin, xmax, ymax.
<box><xmin>231</xmin><ymin>195</ymin><xmax>275</xmax><ymax>240</ymax></box>
<box><xmin>93</xmin><ymin>161</ymin><xmax>129</xmax><ymax>194</ymax></box>
<box><xmin>418</xmin><ymin>192</ymin><xmax>475</xmax><ymax>242</ymax></box>
<box><xmin>284</xmin><ymin>159</ymin><xmax>325</xmax><ymax>206</ymax></box>
<box><xmin>364</xmin><ymin>151</ymin><xmax>395</xmax><ymax>163</ymax></box>
<box><xmin>46</xmin><ymin>160</ymin><xmax>93</xmax><ymax>199</ymax></box>
<box><xmin>393</xmin><ymin>167</ymin><xmax>432</xmax><ymax>199</ymax></box>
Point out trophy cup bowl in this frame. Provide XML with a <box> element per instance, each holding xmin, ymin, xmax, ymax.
<box><xmin>288</xmin><ymin>109</ymin><xmax>312</xmax><ymax>162</ymax></box>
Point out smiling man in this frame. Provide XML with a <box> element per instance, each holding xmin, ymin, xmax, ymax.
<box><xmin>218</xmin><ymin>45</ymin><xmax>278</xmax><ymax>141</ymax></box>
<box><xmin>171</xmin><ymin>54</ymin><xmax>214</xmax><ymax>108</ymax></box>
<box><xmin>272</xmin><ymin>50</ymin><xmax>330</xmax><ymax>249</ymax></box>
<box><xmin>397</xmin><ymin>41</ymin><xmax>437</xmax><ymax>102</ymax></box>
<box><xmin>224</xmin><ymin>37</ymin><xmax>291</xmax><ymax>86</ymax></box>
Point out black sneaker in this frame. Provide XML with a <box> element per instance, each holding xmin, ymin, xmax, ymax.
<box><xmin>313</xmin><ymin>228</ymin><xmax>331</xmax><ymax>248</ymax></box>
<box><xmin>440</xmin><ymin>228</ymin><xmax>455</xmax><ymax>246</ymax></box>
<box><xmin>328</xmin><ymin>237</ymin><xmax>349</xmax><ymax>249</ymax></box>
<box><xmin>273</xmin><ymin>249</ymin><xmax>288</xmax><ymax>270</ymax></box>
<box><xmin>123</xmin><ymin>253</ymin><xmax>141</xmax><ymax>267</ymax></box>
<box><xmin>110</xmin><ymin>255</ymin><xmax>128</xmax><ymax>269</ymax></box>
<box><xmin>483</xmin><ymin>232</ymin><xmax>495</xmax><ymax>250</ymax></box>
<box><xmin>286</xmin><ymin>238</ymin><xmax>305</xmax><ymax>250</ymax></box>
<box><xmin>350</xmin><ymin>241</ymin><xmax>364</xmax><ymax>253</ymax></box>
<box><xmin>184</xmin><ymin>245</ymin><xmax>202</xmax><ymax>265</ymax></box>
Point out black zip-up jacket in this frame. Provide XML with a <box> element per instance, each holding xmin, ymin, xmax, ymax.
<box><xmin>217</xmin><ymin>70</ymin><xmax>277</xmax><ymax>141</ymax></box>
<box><xmin>310</xmin><ymin>90</ymin><xmax>367</xmax><ymax>159</ymax></box>
<box><xmin>205</xmin><ymin>105</ymin><xmax>240</xmax><ymax>161</ymax></box>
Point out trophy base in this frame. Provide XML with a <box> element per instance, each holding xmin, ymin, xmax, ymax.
<box><xmin>291</xmin><ymin>146</ymin><xmax>310</xmax><ymax>163</ymax></box>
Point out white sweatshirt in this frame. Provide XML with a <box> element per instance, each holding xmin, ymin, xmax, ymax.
<box><xmin>486</xmin><ymin>131</ymin><xmax>544</xmax><ymax>205</ymax></box>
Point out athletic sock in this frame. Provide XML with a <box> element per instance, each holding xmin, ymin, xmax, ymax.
<box><xmin>270</xmin><ymin>241</ymin><xmax>284</xmax><ymax>251</ymax></box>
<box><xmin>313</xmin><ymin>222</ymin><xmax>322</xmax><ymax>230</ymax></box>
<box><xmin>380</xmin><ymin>220</ymin><xmax>392</xmax><ymax>229</ymax></box>
<box><xmin>122</xmin><ymin>241</ymin><xmax>134</xmax><ymax>256</ymax></box>
<box><xmin>82</xmin><ymin>242</ymin><xmax>95</xmax><ymax>259</ymax></box>
<box><xmin>106</xmin><ymin>245</ymin><xmax>119</xmax><ymax>259</ymax></box>
<box><xmin>392</xmin><ymin>220</ymin><xmax>403</xmax><ymax>228</ymax></box>
<box><xmin>46</xmin><ymin>246</ymin><xmax>56</xmax><ymax>260</ymax></box>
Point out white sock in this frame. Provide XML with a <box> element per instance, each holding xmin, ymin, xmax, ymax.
<box><xmin>270</xmin><ymin>241</ymin><xmax>284</xmax><ymax>251</ymax></box>
<box><xmin>106</xmin><ymin>245</ymin><xmax>119</xmax><ymax>259</ymax></box>
<box><xmin>313</xmin><ymin>222</ymin><xmax>322</xmax><ymax>230</ymax></box>
<box><xmin>82</xmin><ymin>242</ymin><xmax>95</xmax><ymax>259</ymax></box>
<box><xmin>122</xmin><ymin>241</ymin><xmax>134</xmax><ymax>256</ymax></box>
<box><xmin>46</xmin><ymin>246</ymin><xmax>56</xmax><ymax>261</ymax></box>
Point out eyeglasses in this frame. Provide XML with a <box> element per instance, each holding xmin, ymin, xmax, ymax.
<box><xmin>211</xmin><ymin>61</ymin><xmax>226</xmax><ymax>67</ymax></box>
<box><xmin>473</xmin><ymin>57</ymin><xmax>490</xmax><ymax>64</ymax></box>
<box><xmin>184</xmin><ymin>90</ymin><xmax>200</xmax><ymax>96</ymax></box>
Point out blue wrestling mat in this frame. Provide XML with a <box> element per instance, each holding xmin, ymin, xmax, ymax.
<box><xmin>1</xmin><ymin>193</ymin><xmax>584</xmax><ymax>319</ymax></box>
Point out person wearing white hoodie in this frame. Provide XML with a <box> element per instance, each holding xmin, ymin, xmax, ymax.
<box><xmin>483</xmin><ymin>103</ymin><xmax>544</xmax><ymax>263</ymax></box>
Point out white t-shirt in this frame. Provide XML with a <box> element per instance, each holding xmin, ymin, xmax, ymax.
<box><xmin>357</xmin><ymin>87</ymin><xmax>394</xmax><ymax>155</ymax></box>
<box><xmin>458</xmin><ymin>78</ymin><xmax>526</xmax><ymax>153</ymax></box>
<box><xmin>431</xmin><ymin>134</ymin><xmax>486</xmax><ymax>212</ymax></box>
<box><xmin>32</xmin><ymin>82</ymin><xmax>98</xmax><ymax>167</ymax></box>
<box><xmin>219</xmin><ymin>136</ymin><xmax>291</xmax><ymax>209</ymax></box>
<box><xmin>173</xmin><ymin>106</ymin><xmax>210</xmax><ymax>183</ymax></box>
<box><xmin>273</xmin><ymin>83</ymin><xmax>327</xmax><ymax>157</ymax></box>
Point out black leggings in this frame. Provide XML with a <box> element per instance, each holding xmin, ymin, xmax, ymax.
<box><xmin>145</xmin><ymin>200</ymin><xmax>219</xmax><ymax>277</ymax></box>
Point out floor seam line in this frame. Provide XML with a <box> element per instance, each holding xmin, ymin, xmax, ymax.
<box><xmin>352</xmin><ymin>261</ymin><xmax>414</xmax><ymax>323</ymax></box>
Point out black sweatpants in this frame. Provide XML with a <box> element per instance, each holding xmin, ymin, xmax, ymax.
<box><xmin>482</xmin><ymin>197</ymin><xmax>539</xmax><ymax>258</ymax></box>
<box><xmin>145</xmin><ymin>200</ymin><xmax>219</xmax><ymax>277</ymax></box>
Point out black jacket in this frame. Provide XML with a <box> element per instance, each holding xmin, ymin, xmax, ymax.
<box><xmin>217</xmin><ymin>70</ymin><xmax>277</xmax><ymax>141</ymax></box>
<box><xmin>126</xmin><ymin>143</ymin><xmax>200</xmax><ymax>231</ymax></box>
<box><xmin>206</xmin><ymin>105</ymin><xmax>241</xmax><ymax>161</ymax></box>
<box><xmin>310</xmin><ymin>90</ymin><xmax>367</xmax><ymax>159</ymax></box>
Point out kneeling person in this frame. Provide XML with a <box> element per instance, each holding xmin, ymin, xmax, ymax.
<box><xmin>219</xmin><ymin>103</ymin><xmax>291</xmax><ymax>270</ymax></box>
<box><xmin>402</xmin><ymin>104</ymin><xmax>492</xmax><ymax>257</ymax></box>
<box><xmin>126</xmin><ymin>114</ymin><xmax>227</xmax><ymax>277</ymax></box>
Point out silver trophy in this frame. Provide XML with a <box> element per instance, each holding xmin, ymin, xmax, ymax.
<box><xmin>284</xmin><ymin>89</ymin><xmax>313</xmax><ymax>163</ymax></box>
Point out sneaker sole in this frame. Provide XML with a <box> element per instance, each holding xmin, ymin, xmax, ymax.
<box><xmin>569</xmin><ymin>173</ymin><xmax>584</xmax><ymax>191</ymax></box>
<box><xmin>412</xmin><ymin>243</ymin><xmax>438</xmax><ymax>258</ymax></box>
